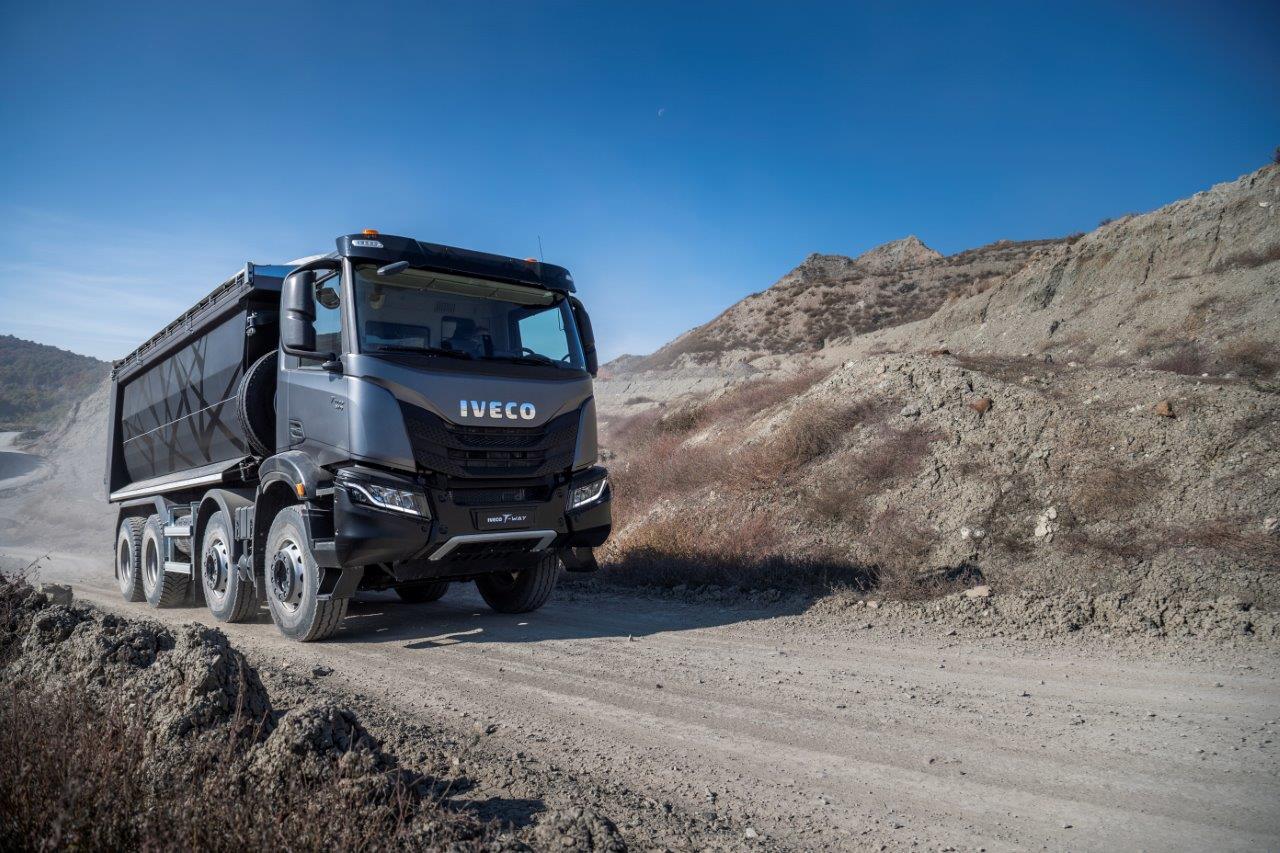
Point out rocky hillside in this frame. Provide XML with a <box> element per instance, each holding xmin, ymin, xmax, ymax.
<box><xmin>628</xmin><ymin>235</ymin><xmax>1064</xmax><ymax>372</ymax></box>
<box><xmin>864</xmin><ymin>165</ymin><xmax>1280</xmax><ymax>367</ymax></box>
<box><xmin>599</xmin><ymin>164</ymin><xmax>1279</xmax><ymax>413</ymax></box>
<box><xmin>0</xmin><ymin>336</ymin><xmax>107</xmax><ymax>432</ymax></box>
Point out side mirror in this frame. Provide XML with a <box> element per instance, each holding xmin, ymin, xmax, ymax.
<box><xmin>281</xmin><ymin>271</ymin><xmax>317</xmax><ymax>352</ymax></box>
<box><xmin>570</xmin><ymin>297</ymin><xmax>598</xmax><ymax>377</ymax></box>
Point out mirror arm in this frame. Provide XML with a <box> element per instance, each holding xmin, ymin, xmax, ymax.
<box><xmin>281</xmin><ymin>342</ymin><xmax>340</xmax><ymax>368</ymax></box>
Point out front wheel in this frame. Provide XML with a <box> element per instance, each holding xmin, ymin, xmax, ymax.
<box><xmin>475</xmin><ymin>552</ymin><xmax>560</xmax><ymax>613</ymax></box>
<box><xmin>395</xmin><ymin>580</ymin><xmax>449</xmax><ymax>603</ymax></box>
<box><xmin>263</xmin><ymin>506</ymin><xmax>346</xmax><ymax>642</ymax></box>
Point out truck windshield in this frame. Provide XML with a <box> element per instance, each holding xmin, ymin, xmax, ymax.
<box><xmin>353</xmin><ymin>265</ymin><xmax>586</xmax><ymax>370</ymax></box>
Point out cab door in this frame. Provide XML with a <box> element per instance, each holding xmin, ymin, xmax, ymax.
<box><xmin>278</xmin><ymin>270</ymin><xmax>349</xmax><ymax>462</ymax></box>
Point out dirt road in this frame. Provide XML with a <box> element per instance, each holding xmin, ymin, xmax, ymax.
<box><xmin>6</xmin><ymin>545</ymin><xmax>1276</xmax><ymax>851</ymax></box>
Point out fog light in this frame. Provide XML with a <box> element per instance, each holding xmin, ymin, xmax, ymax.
<box><xmin>569</xmin><ymin>476</ymin><xmax>608</xmax><ymax>510</ymax></box>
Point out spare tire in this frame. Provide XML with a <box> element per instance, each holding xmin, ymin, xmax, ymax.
<box><xmin>238</xmin><ymin>350</ymin><xmax>278</xmax><ymax>457</ymax></box>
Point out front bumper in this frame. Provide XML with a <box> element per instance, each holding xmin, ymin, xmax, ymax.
<box><xmin>326</xmin><ymin>466</ymin><xmax>611</xmax><ymax>579</ymax></box>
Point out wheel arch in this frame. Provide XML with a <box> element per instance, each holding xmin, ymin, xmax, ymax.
<box><xmin>193</xmin><ymin>488</ymin><xmax>254</xmax><ymax>565</ymax></box>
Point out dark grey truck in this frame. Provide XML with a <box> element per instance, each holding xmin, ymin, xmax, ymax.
<box><xmin>106</xmin><ymin>232</ymin><xmax>611</xmax><ymax>641</ymax></box>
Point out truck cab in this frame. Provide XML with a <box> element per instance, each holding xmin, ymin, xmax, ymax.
<box><xmin>106</xmin><ymin>232</ymin><xmax>611</xmax><ymax>641</ymax></box>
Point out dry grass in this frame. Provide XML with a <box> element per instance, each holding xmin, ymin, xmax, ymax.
<box><xmin>1150</xmin><ymin>342</ymin><xmax>1207</xmax><ymax>376</ymax></box>
<box><xmin>1070</xmin><ymin>459</ymin><xmax>1166</xmax><ymax>520</ymax></box>
<box><xmin>1219</xmin><ymin>337</ymin><xmax>1278</xmax><ymax>378</ymax></box>
<box><xmin>1169</xmin><ymin>519</ymin><xmax>1280</xmax><ymax>567</ymax></box>
<box><xmin>604</xmin><ymin>513</ymin><xmax>873</xmax><ymax>595</ymax></box>
<box><xmin>0</xmin><ymin>683</ymin><xmax>490</xmax><ymax>851</ymax></box>
<box><xmin>728</xmin><ymin>399</ymin><xmax>881</xmax><ymax>489</ymax></box>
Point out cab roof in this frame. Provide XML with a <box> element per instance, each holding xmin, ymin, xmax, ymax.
<box><xmin>335</xmin><ymin>233</ymin><xmax>575</xmax><ymax>293</ymax></box>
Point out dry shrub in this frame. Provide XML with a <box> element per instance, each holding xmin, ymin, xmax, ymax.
<box><xmin>1208</xmin><ymin>242</ymin><xmax>1280</xmax><ymax>273</ymax></box>
<box><xmin>0</xmin><ymin>684</ymin><xmax>487</xmax><ymax>851</ymax></box>
<box><xmin>850</xmin><ymin>426</ymin><xmax>938</xmax><ymax>486</ymax></box>
<box><xmin>729</xmin><ymin>399</ymin><xmax>884</xmax><ymax>488</ymax></box>
<box><xmin>1150</xmin><ymin>342</ymin><xmax>1207</xmax><ymax>376</ymax></box>
<box><xmin>608</xmin><ymin>435</ymin><xmax>726</xmax><ymax>527</ymax></box>
<box><xmin>861</xmin><ymin>508</ymin><xmax>973</xmax><ymax>600</ymax></box>
<box><xmin>1169</xmin><ymin>520</ymin><xmax>1280</xmax><ymax>567</ymax></box>
<box><xmin>1219</xmin><ymin>337</ymin><xmax>1278</xmax><ymax>378</ymax></box>
<box><xmin>1058</xmin><ymin>527</ymin><xmax>1151</xmax><ymax>561</ymax></box>
<box><xmin>1070</xmin><ymin>459</ymin><xmax>1166</xmax><ymax>520</ymax></box>
<box><xmin>802</xmin><ymin>426</ymin><xmax>939</xmax><ymax>522</ymax></box>
<box><xmin>605</xmin><ymin>512</ymin><xmax>871</xmax><ymax>595</ymax></box>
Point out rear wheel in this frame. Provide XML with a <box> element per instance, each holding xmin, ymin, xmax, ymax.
<box><xmin>201</xmin><ymin>510</ymin><xmax>256</xmax><ymax>622</ymax></box>
<box><xmin>395</xmin><ymin>579</ymin><xmax>449</xmax><ymax>603</ymax></box>
<box><xmin>475</xmin><ymin>552</ymin><xmax>560</xmax><ymax>613</ymax></box>
<box><xmin>263</xmin><ymin>506</ymin><xmax>346</xmax><ymax>641</ymax></box>
<box><xmin>141</xmin><ymin>515</ymin><xmax>188</xmax><ymax>608</ymax></box>
<box><xmin>115</xmin><ymin>517</ymin><xmax>145</xmax><ymax>602</ymax></box>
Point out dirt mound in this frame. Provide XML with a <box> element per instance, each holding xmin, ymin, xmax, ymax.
<box><xmin>820</xmin><ymin>579</ymin><xmax>1279</xmax><ymax>643</ymax></box>
<box><xmin>15</xmin><ymin>600</ymin><xmax>272</xmax><ymax>753</ymax></box>
<box><xmin>0</xmin><ymin>576</ymin><xmax>575</xmax><ymax>850</ymax></box>
<box><xmin>598</xmin><ymin>347</ymin><xmax>1279</xmax><ymax>640</ymax></box>
<box><xmin>530</xmin><ymin>808</ymin><xmax>627</xmax><ymax>852</ymax></box>
<box><xmin>251</xmin><ymin>702</ymin><xmax>401</xmax><ymax>800</ymax></box>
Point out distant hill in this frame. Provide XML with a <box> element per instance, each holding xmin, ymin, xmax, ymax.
<box><xmin>0</xmin><ymin>335</ymin><xmax>108</xmax><ymax>432</ymax></box>
<box><xmin>626</xmin><ymin>234</ymin><xmax>1065</xmax><ymax>371</ymax></box>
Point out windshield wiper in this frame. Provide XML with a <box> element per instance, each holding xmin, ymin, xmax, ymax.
<box><xmin>486</xmin><ymin>353</ymin><xmax>562</xmax><ymax>367</ymax></box>
<box><xmin>370</xmin><ymin>345</ymin><xmax>473</xmax><ymax>360</ymax></box>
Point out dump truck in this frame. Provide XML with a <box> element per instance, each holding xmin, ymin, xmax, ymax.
<box><xmin>105</xmin><ymin>232</ymin><xmax>611</xmax><ymax>641</ymax></box>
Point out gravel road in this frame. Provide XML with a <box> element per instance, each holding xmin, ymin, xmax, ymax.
<box><xmin>6</xmin><ymin>546</ymin><xmax>1277</xmax><ymax>851</ymax></box>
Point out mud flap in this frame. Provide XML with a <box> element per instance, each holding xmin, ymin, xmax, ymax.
<box><xmin>318</xmin><ymin>565</ymin><xmax>364</xmax><ymax>601</ymax></box>
<box><xmin>561</xmin><ymin>547</ymin><xmax>599</xmax><ymax>573</ymax></box>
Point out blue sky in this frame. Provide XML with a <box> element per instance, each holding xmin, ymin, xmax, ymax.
<box><xmin>1</xmin><ymin>1</ymin><xmax>1277</xmax><ymax>362</ymax></box>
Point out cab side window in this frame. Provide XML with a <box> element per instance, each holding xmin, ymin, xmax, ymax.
<box><xmin>314</xmin><ymin>272</ymin><xmax>342</xmax><ymax>354</ymax></box>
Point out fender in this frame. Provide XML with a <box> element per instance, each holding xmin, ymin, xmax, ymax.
<box><xmin>258</xmin><ymin>450</ymin><xmax>332</xmax><ymax>501</ymax></box>
<box><xmin>114</xmin><ymin>495</ymin><xmax>171</xmax><ymax>532</ymax></box>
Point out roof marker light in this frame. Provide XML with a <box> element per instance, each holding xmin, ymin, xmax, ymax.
<box><xmin>362</xmin><ymin>229</ymin><xmax>379</xmax><ymax>236</ymax></box>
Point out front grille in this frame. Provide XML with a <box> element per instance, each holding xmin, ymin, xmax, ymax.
<box><xmin>400</xmin><ymin>402</ymin><xmax>579</xmax><ymax>479</ymax></box>
<box><xmin>450</xmin><ymin>485</ymin><xmax>552</xmax><ymax>506</ymax></box>
<box><xmin>450</xmin><ymin>538</ymin><xmax>545</xmax><ymax>561</ymax></box>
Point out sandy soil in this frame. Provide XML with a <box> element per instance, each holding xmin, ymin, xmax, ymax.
<box><xmin>3</xmin><ymin>545</ymin><xmax>1276</xmax><ymax>851</ymax></box>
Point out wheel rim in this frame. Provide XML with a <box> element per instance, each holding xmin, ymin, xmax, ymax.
<box><xmin>269</xmin><ymin>540</ymin><xmax>306</xmax><ymax>612</ymax></box>
<box><xmin>143</xmin><ymin>539</ymin><xmax>160</xmax><ymax>592</ymax></box>
<box><xmin>117</xmin><ymin>538</ymin><xmax>132</xmax><ymax>589</ymax></box>
<box><xmin>203</xmin><ymin>535</ymin><xmax>230</xmax><ymax>604</ymax></box>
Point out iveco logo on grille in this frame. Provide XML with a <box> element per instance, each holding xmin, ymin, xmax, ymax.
<box><xmin>459</xmin><ymin>400</ymin><xmax>537</xmax><ymax>420</ymax></box>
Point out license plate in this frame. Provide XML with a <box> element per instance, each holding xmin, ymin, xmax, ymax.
<box><xmin>475</xmin><ymin>508</ymin><xmax>535</xmax><ymax>530</ymax></box>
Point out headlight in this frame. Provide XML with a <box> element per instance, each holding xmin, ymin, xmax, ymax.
<box><xmin>569</xmin><ymin>476</ymin><xmax>609</xmax><ymax>510</ymax></box>
<box><xmin>344</xmin><ymin>481</ymin><xmax>429</xmax><ymax>517</ymax></box>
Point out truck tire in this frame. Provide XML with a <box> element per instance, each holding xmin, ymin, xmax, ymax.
<box><xmin>263</xmin><ymin>506</ymin><xmax>346</xmax><ymax>641</ymax></box>
<box><xmin>141</xmin><ymin>515</ymin><xmax>188</xmax><ymax>608</ymax></box>
<box><xmin>200</xmin><ymin>510</ymin><xmax>256</xmax><ymax>623</ymax></box>
<box><xmin>475</xmin><ymin>552</ymin><xmax>560</xmax><ymax>613</ymax></box>
<box><xmin>115</xmin><ymin>517</ymin><xmax>146</xmax><ymax>602</ymax></box>
<box><xmin>237</xmin><ymin>350</ymin><xmax>278</xmax><ymax>457</ymax></box>
<box><xmin>395</xmin><ymin>579</ymin><xmax>449</xmax><ymax>603</ymax></box>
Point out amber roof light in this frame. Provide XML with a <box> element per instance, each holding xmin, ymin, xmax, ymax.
<box><xmin>362</xmin><ymin>229</ymin><xmax>379</xmax><ymax>236</ymax></box>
